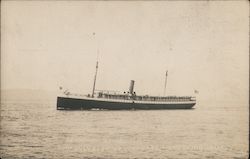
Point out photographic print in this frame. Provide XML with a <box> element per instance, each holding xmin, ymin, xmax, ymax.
<box><xmin>0</xmin><ymin>1</ymin><xmax>249</xmax><ymax>159</ymax></box>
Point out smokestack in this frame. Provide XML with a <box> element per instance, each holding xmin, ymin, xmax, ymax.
<box><xmin>129</xmin><ymin>80</ymin><xmax>135</xmax><ymax>94</ymax></box>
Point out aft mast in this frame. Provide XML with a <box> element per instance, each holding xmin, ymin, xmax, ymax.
<box><xmin>163</xmin><ymin>70</ymin><xmax>168</xmax><ymax>96</ymax></box>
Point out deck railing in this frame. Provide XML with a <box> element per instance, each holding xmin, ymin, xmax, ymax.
<box><xmin>97</xmin><ymin>92</ymin><xmax>195</xmax><ymax>102</ymax></box>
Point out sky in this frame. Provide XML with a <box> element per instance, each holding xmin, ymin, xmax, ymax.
<box><xmin>1</xmin><ymin>1</ymin><xmax>249</xmax><ymax>105</ymax></box>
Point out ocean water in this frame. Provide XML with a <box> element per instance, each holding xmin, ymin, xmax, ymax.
<box><xmin>0</xmin><ymin>101</ymin><xmax>248</xmax><ymax>159</ymax></box>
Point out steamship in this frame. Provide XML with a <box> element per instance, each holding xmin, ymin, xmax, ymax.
<box><xmin>57</xmin><ymin>59</ymin><xmax>196</xmax><ymax>110</ymax></box>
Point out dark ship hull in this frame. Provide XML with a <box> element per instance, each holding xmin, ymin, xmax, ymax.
<box><xmin>57</xmin><ymin>96</ymin><xmax>196</xmax><ymax>110</ymax></box>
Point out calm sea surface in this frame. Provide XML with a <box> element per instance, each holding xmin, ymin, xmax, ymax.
<box><xmin>0</xmin><ymin>101</ymin><xmax>248</xmax><ymax>159</ymax></box>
